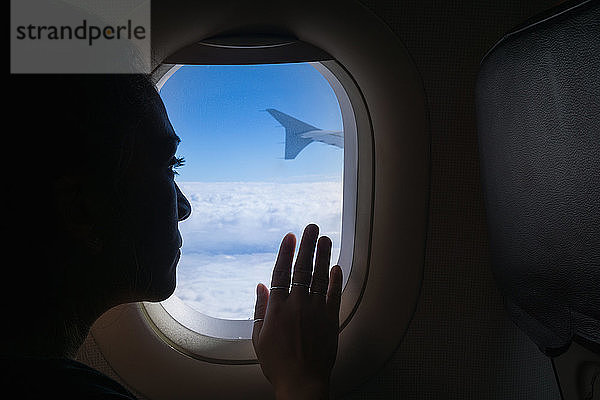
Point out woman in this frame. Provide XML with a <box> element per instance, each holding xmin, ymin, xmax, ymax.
<box><xmin>2</xmin><ymin>74</ymin><xmax>342</xmax><ymax>399</ymax></box>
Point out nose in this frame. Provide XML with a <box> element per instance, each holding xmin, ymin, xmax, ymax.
<box><xmin>176</xmin><ymin>183</ymin><xmax>192</xmax><ymax>221</ymax></box>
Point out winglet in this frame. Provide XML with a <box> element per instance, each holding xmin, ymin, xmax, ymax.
<box><xmin>265</xmin><ymin>109</ymin><xmax>321</xmax><ymax>159</ymax></box>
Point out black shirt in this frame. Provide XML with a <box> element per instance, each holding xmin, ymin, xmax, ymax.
<box><xmin>1</xmin><ymin>356</ymin><xmax>137</xmax><ymax>399</ymax></box>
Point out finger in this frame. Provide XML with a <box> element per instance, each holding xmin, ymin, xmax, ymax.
<box><xmin>326</xmin><ymin>265</ymin><xmax>343</xmax><ymax>322</ymax></box>
<box><xmin>252</xmin><ymin>283</ymin><xmax>269</xmax><ymax>350</ymax></box>
<box><xmin>270</xmin><ymin>233</ymin><xmax>295</xmax><ymax>300</ymax></box>
<box><xmin>291</xmin><ymin>224</ymin><xmax>319</xmax><ymax>295</ymax></box>
<box><xmin>310</xmin><ymin>236</ymin><xmax>331</xmax><ymax>299</ymax></box>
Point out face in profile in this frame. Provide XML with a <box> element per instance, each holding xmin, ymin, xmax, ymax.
<box><xmin>105</xmin><ymin>90</ymin><xmax>192</xmax><ymax>303</ymax></box>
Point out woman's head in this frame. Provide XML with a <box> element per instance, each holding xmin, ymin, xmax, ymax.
<box><xmin>7</xmin><ymin>74</ymin><xmax>191</xmax><ymax>338</ymax></box>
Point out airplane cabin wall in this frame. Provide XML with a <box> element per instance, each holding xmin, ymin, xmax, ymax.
<box><xmin>341</xmin><ymin>0</ymin><xmax>562</xmax><ymax>399</ymax></box>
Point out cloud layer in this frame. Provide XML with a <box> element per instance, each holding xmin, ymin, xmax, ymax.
<box><xmin>172</xmin><ymin>181</ymin><xmax>343</xmax><ymax>319</ymax></box>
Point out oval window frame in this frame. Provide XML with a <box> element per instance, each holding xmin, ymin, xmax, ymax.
<box><xmin>141</xmin><ymin>59</ymin><xmax>370</xmax><ymax>363</ymax></box>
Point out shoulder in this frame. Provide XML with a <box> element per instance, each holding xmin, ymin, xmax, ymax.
<box><xmin>1</xmin><ymin>355</ymin><xmax>137</xmax><ymax>399</ymax></box>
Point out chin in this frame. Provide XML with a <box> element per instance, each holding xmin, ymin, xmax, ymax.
<box><xmin>146</xmin><ymin>265</ymin><xmax>178</xmax><ymax>302</ymax></box>
<box><xmin>147</xmin><ymin>284</ymin><xmax>176</xmax><ymax>303</ymax></box>
<box><xmin>129</xmin><ymin>248</ymin><xmax>180</xmax><ymax>303</ymax></box>
<box><xmin>140</xmin><ymin>276</ymin><xmax>176</xmax><ymax>303</ymax></box>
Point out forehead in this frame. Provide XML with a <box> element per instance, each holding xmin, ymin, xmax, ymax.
<box><xmin>142</xmin><ymin>95</ymin><xmax>181</xmax><ymax>151</ymax></box>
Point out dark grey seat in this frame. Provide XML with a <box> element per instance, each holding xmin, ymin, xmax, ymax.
<box><xmin>476</xmin><ymin>0</ymin><xmax>599</xmax><ymax>397</ymax></box>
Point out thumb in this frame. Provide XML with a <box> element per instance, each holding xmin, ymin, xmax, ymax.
<box><xmin>252</xmin><ymin>283</ymin><xmax>269</xmax><ymax>349</ymax></box>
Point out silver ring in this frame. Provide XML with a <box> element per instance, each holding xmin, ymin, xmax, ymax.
<box><xmin>253</xmin><ymin>318</ymin><xmax>264</xmax><ymax>323</ymax></box>
<box><xmin>310</xmin><ymin>290</ymin><xmax>327</xmax><ymax>296</ymax></box>
<box><xmin>270</xmin><ymin>286</ymin><xmax>289</xmax><ymax>291</ymax></box>
<box><xmin>291</xmin><ymin>282</ymin><xmax>310</xmax><ymax>288</ymax></box>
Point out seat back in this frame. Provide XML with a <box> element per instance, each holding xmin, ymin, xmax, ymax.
<box><xmin>476</xmin><ymin>0</ymin><xmax>599</xmax><ymax>357</ymax></box>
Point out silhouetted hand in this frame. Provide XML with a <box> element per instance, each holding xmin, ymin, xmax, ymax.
<box><xmin>252</xmin><ymin>224</ymin><xmax>343</xmax><ymax>400</ymax></box>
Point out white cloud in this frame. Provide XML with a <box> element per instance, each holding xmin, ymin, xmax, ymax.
<box><xmin>171</xmin><ymin>181</ymin><xmax>343</xmax><ymax>319</ymax></box>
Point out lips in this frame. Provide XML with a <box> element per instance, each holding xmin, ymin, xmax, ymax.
<box><xmin>171</xmin><ymin>249</ymin><xmax>181</xmax><ymax>270</ymax></box>
<box><xmin>177</xmin><ymin>231</ymin><xmax>183</xmax><ymax>249</ymax></box>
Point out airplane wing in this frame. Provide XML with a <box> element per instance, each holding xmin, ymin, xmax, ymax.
<box><xmin>265</xmin><ymin>108</ymin><xmax>343</xmax><ymax>159</ymax></box>
<box><xmin>300</xmin><ymin>130</ymin><xmax>344</xmax><ymax>148</ymax></box>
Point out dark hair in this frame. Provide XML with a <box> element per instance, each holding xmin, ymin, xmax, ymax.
<box><xmin>11</xmin><ymin>75</ymin><xmax>155</xmax><ymax>178</ymax></box>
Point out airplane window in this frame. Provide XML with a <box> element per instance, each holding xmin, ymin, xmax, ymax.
<box><xmin>158</xmin><ymin>63</ymin><xmax>345</xmax><ymax>320</ymax></box>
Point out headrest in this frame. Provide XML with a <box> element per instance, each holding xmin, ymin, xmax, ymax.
<box><xmin>476</xmin><ymin>0</ymin><xmax>600</xmax><ymax>357</ymax></box>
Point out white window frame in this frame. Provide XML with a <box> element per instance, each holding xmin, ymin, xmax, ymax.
<box><xmin>141</xmin><ymin>59</ymin><xmax>371</xmax><ymax>363</ymax></box>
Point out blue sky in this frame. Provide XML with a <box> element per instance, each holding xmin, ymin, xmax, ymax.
<box><xmin>159</xmin><ymin>63</ymin><xmax>343</xmax><ymax>182</ymax></box>
<box><xmin>157</xmin><ymin>63</ymin><xmax>345</xmax><ymax>320</ymax></box>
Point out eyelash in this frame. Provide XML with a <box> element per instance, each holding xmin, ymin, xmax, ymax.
<box><xmin>169</xmin><ymin>156</ymin><xmax>185</xmax><ymax>175</ymax></box>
